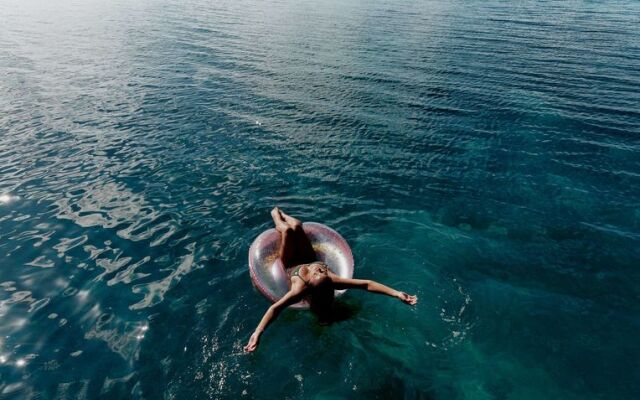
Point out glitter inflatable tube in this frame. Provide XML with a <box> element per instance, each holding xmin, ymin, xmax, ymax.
<box><xmin>248</xmin><ymin>222</ymin><xmax>354</xmax><ymax>309</ymax></box>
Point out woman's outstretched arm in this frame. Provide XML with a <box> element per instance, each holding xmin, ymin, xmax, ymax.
<box><xmin>329</xmin><ymin>274</ymin><xmax>418</xmax><ymax>305</ymax></box>
<box><xmin>244</xmin><ymin>285</ymin><xmax>305</xmax><ymax>352</ymax></box>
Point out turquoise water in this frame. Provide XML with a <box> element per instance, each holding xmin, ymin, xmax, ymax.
<box><xmin>1</xmin><ymin>0</ymin><xmax>639</xmax><ymax>398</ymax></box>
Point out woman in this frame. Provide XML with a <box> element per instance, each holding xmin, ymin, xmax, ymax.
<box><xmin>244</xmin><ymin>208</ymin><xmax>418</xmax><ymax>352</ymax></box>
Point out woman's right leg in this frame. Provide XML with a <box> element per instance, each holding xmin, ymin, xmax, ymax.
<box><xmin>272</xmin><ymin>208</ymin><xmax>316</xmax><ymax>269</ymax></box>
<box><xmin>279</xmin><ymin>210</ymin><xmax>316</xmax><ymax>264</ymax></box>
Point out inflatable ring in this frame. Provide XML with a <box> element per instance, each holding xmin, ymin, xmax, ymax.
<box><xmin>248</xmin><ymin>222</ymin><xmax>354</xmax><ymax>309</ymax></box>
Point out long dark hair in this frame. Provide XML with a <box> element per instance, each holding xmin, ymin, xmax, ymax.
<box><xmin>308</xmin><ymin>275</ymin><xmax>334</xmax><ymax>316</ymax></box>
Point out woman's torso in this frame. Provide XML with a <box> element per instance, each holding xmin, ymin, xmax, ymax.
<box><xmin>288</xmin><ymin>262</ymin><xmax>334</xmax><ymax>312</ymax></box>
<box><xmin>288</xmin><ymin>261</ymin><xmax>328</xmax><ymax>285</ymax></box>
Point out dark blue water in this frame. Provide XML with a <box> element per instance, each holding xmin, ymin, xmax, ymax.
<box><xmin>1</xmin><ymin>0</ymin><xmax>639</xmax><ymax>398</ymax></box>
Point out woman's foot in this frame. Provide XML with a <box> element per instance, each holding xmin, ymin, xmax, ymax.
<box><xmin>271</xmin><ymin>207</ymin><xmax>289</xmax><ymax>232</ymax></box>
<box><xmin>278</xmin><ymin>209</ymin><xmax>302</xmax><ymax>230</ymax></box>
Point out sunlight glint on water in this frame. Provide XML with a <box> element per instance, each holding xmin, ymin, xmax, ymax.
<box><xmin>0</xmin><ymin>0</ymin><xmax>639</xmax><ymax>398</ymax></box>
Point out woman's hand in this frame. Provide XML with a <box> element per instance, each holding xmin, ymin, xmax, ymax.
<box><xmin>244</xmin><ymin>331</ymin><xmax>261</xmax><ymax>353</ymax></box>
<box><xmin>243</xmin><ymin>288</ymin><xmax>304</xmax><ymax>353</ymax></box>
<box><xmin>397</xmin><ymin>291</ymin><xmax>418</xmax><ymax>305</ymax></box>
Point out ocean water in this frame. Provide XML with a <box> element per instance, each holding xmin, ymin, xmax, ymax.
<box><xmin>1</xmin><ymin>0</ymin><xmax>639</xmax><ymax>398</ymax></box>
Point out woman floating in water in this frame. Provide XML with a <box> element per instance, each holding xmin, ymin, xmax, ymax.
<box><xmin>244</xmin><ymin>208</ymin><xmax>418</xmax><ymax>352</ymax></box>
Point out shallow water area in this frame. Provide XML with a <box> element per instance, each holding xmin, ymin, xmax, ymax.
<box><xmin>1</xmin><ymin>0</ymin><xmax>639</xmax><ymax>399</ymax></box>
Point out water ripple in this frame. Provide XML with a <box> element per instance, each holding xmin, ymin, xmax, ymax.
<box><xmin>1</xmin><ymin>0</ymin><xmax>639</xmax><ymax>398</ymax></box>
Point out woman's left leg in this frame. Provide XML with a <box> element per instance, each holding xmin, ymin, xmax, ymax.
<box><xmin>272</xmin><ymin>207</ymin><xmax>316</xmax><ymax>268</ymax></box>
<box><xmin>279</xmin><ymin>209</ymin><xmax>316</xmax><ymax>264</ymax></box>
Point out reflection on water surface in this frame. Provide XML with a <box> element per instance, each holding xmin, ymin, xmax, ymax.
<box><xmin>1</xmin><ymin>0</ymin><xmax>639</xmax><ymax>398</ymax></box>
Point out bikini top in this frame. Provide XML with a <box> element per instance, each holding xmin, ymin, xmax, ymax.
<box><xmin>289</xmin><ymin>262</ymin><xmax>327</xmax><ymax>285</ymax></box>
